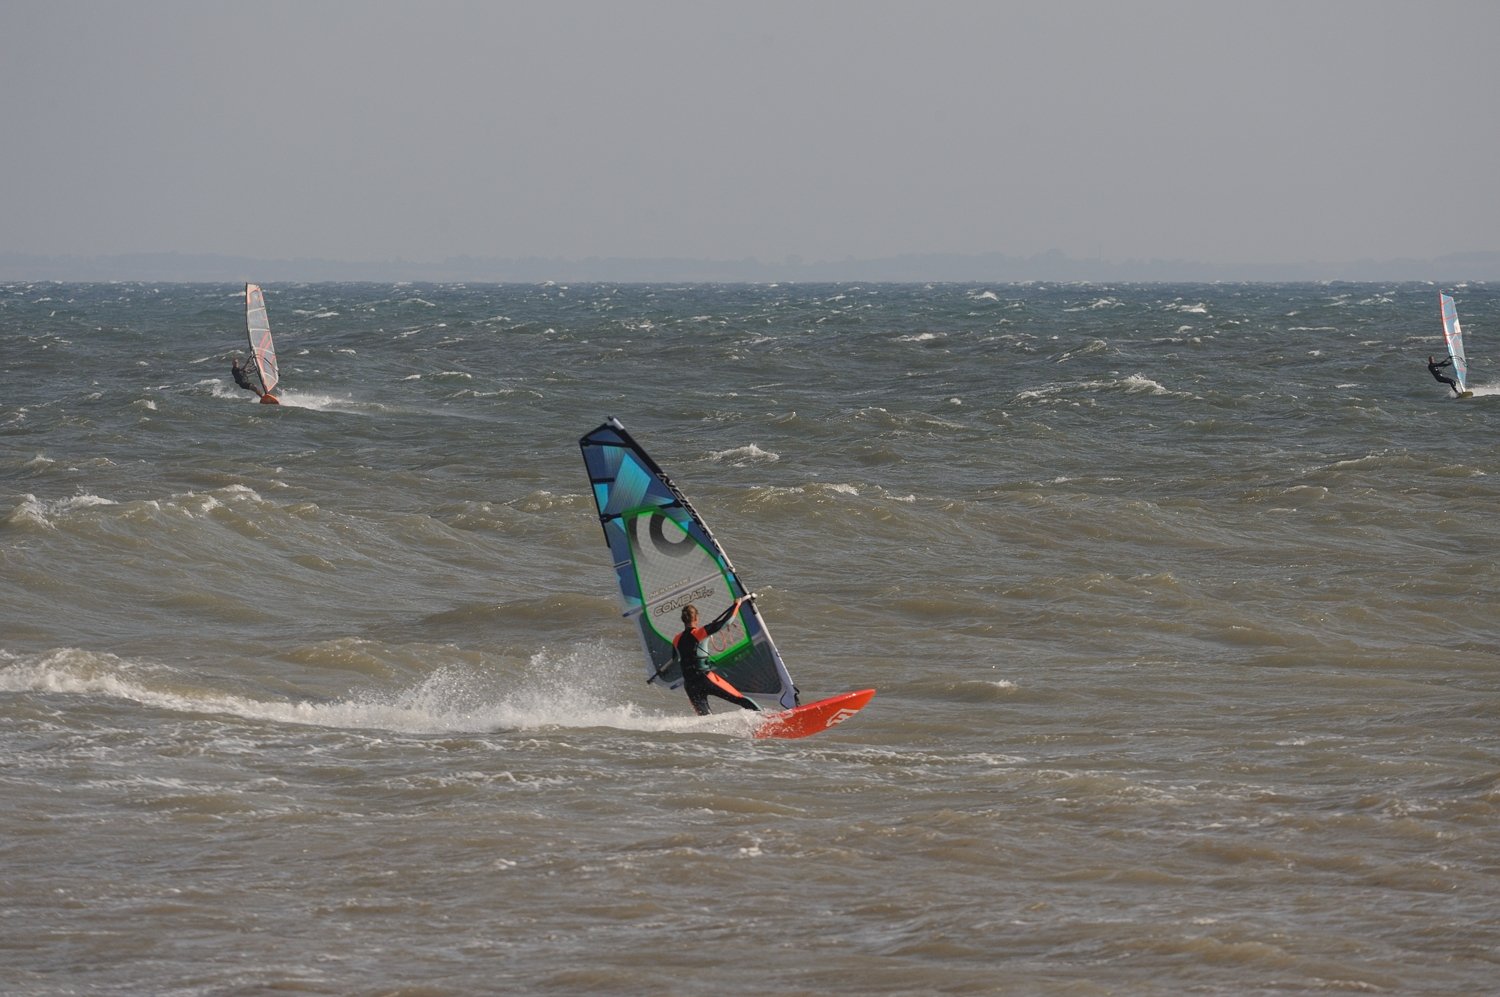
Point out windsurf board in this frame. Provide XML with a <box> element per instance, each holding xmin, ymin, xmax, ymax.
<box><xmin>753</xmin><ymin>688</ymin><xmax>875</xmax><ymax>740</ymax></box>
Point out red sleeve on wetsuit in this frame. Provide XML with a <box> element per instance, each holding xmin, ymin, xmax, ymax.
<box><xmin>674</xmin><ymin>627</ymin><xmax>709</xmax><ymax>648</ymax></box>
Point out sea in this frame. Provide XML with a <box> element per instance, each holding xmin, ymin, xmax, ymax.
<box><xmin>3</xmin><ymin>281</ymin><xmax>1499</xmax><ymax>995</ymax></box>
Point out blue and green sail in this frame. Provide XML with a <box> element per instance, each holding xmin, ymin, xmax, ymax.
<box><xmin>579</xmin><ymin>418</ymin><xmax>798</xmax><ymax>710</ymax></box>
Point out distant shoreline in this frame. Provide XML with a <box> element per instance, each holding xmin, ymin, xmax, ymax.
<box><xmin>3</xmin><ymin>249</ymin><xmax>1499</xmax><ymax>284</ymax></box>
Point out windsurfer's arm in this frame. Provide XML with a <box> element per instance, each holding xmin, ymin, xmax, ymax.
<box><xmin>702</xmin><ymin>596</ymin><xmax>745</xmax><ymax>635</ymax></box>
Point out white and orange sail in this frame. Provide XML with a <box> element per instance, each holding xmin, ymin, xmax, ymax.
<box><xmin>244</xmin><ymin>283</ymin><xmax>281</xmax><ymax>403</ymax></box>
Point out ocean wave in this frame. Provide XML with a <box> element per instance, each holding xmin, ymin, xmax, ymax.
<box><xmin>0</xmin><ymin>644</ymin><xmax>765</xmax><ymax>740</ymax></box>
<box><xmin>1015</xmin><ymin>373</ymin><xmax>1178</xmax><ymax>402</ymax></box>
<box><xmin>708</xmin><ymin>443</ymin><xmax>780</xmax><ymax>465</ymax></box>
<box><xmin>5</xmin><ymin>492</ymin><xmax>118</xmax><ymax>530</ymax></box>
<box><xmin>1053</xmin><ymin>338</ymin><xmax>1109</xmax><ymax>362</ymax></box>
<box><xmin>743</xmin><ymin>482</ymin><xmax>861</xmax><ymax>506</ymax></box>
<box><xmin>1063</xmin><ymin>297</ymin><xmax>1125</xmax><ymax>312</ymax></box>
<box><xmin>270</xmin><ymin>391</ymin><xmax>382</xmax><ymax>414</ymax></box>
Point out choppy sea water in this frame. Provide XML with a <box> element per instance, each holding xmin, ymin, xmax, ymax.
<box><xmin>3</xmin><ymin>281</ymin><xmax>1499</xmax><ymax>995</ymax></box>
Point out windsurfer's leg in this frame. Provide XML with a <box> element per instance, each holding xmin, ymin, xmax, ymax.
<box><xmin>706</xmin><ymin>672</ymin><xmax>760</xmax><ymax>712</ymax></box>
<box><xmin>683</xmin><ymin>676</ymin><xmax>711</xmax><ymax>716</ymax></box>
<box><xmin>708</xmin><ymin>686</ymin><xmax>757</xmax><ymax>711</ymax></box>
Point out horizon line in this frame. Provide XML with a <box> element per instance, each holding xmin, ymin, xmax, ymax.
<box><xmin>3</xmin><ymin>248</ymin><xmax>1500</xmax><ymax>284</ymax></box>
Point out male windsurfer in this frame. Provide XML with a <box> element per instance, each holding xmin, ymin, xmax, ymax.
<box><xmin>1427</xmin><ymin>354</ymin><xmax>1461</xmax><ymax>396</ymax></box>
<box><xmin>231</xmin><ymin>357</ymin><xmax>260</xmax><ymax>396</ymax></box>
<box><xmin>673</xmin><ymin>598</ymin><xmax>760</xmax><ymax>716</ymax></box>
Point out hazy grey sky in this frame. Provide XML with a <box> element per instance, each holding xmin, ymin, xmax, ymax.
<box><xmin>4</xmin><ymin>0</ymin><xmax>1497</xmax><ymax>267</ymax></box>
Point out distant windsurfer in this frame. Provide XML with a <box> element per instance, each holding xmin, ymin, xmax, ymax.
<box><xmin>674</xmin><ymin>598</ymin><xmax>760</xmax><ymax>716</ymax></box>
<box><xmin>231</xmin><ymin>357</ymin><xmax>260</xmax><ymax>395</ymax></box>
<box><xmin>1427</xmin><ymin>355</ymin><xmax>1461</xmax><ymax>396</ymax></box>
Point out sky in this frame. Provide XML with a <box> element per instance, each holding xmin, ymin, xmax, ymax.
<box><xmin>3</xmin><ymin>0</ymin><xmax>1499</xmax><ymax>272</ymax></box>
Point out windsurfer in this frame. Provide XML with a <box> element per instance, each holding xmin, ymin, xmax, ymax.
<box><xmin>231</xmin><ymin>357</ymin><xmax>260</xmax><ymax>395</ymax></box>
<box><xmin>1427</xmin><ymin>355</ymin><xmax>1461</xmax><ymax>396</ymax></box>
<box><xmin>674</xmin><ymin>598</ymin><xmax>760</xmax><ymax>716</ymax></box>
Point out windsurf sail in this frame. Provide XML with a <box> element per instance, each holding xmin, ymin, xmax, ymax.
<box><xmin>579</xmin><ymin>418</ymin><xmax>798</xmax><ymax>710</ymax></box>
<box><xmin>245</xmin><ymin>283</ymin><xmax>280</xmax><ymax>397</ymax></box>
<box><xmin>1440</xmin><ymin>292</ymin><xmax>1469</xmax><ymax>393</ymax></box>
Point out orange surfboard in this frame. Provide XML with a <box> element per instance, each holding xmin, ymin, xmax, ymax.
<box><xmin>753</xmin><ymin>688</ymin><xmax>875</xmax><ymax>740</ymax></box>
<box><xmin>259</xmin><ymin>394</ymin><xmax>281</xmax><ymax>405</ymax></box>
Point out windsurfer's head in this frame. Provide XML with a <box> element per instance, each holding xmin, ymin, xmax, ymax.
<box><xmin>1429</xmin><ymin>355</ymin><xmax>1435</xmax><ymax>363</ymax></box>
<box><xmin>681</xmin><ymin>604</ymin><xmax>699</xmax><ymax>626</ymax></box>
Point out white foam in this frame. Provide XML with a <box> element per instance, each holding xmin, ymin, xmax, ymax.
<box><xmin>1018</xmin><ymin>373</ymin><xmax>1172</xmax><ymax>401</ymax></box>
<box><xmin>1118</xmin><ymin>373</ymin><xmax>1170</xmax><ymax>394</ymax></box>
<box><xmin>272</xmin><ymin>392</ymin><xmax>378</xmax><ymax>414</ymax></box>
<box><xmin>0</xmin><ymin>645</ymin><xmax>764</xmax><ymax>740</ymax></box>
<box><xmin>5</xmin><ymin>493</ymin><xmax>118</xmax><ymax>529</ymax></box>
<box><xmin>709</xmin><ymin>443</ymin><xmax>780</xmax><ymax>465</ymax></box>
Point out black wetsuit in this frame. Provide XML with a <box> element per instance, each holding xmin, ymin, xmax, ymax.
<box><xmin>674</xmin><ymin>604</ymin><xmax>759</xmax><ymax>716</ymax></box>
<box><xmin>1428</xmin><ymin>357</ymin><xmax>1460</xmax><ymax>394</ymax></box>
<box><xmin>232</xmin><ymin>362</ymin><xmax>258</xmax><ymax>393</ymax></box>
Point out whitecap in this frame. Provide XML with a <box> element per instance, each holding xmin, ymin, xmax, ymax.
<box><xmin>4</xmin><ymin>492</ymin><xmax>117</xmax><ymax>529</ymax></box>
<box><xmin>709</xmin><ymin>443</ymin><xmax>780</xmax><ymax>465</ymax></box>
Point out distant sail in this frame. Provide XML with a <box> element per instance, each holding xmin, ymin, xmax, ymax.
<box><xmin>1440</xmin><ymin>292</ymin><xmax>1469</xmax><ymax>393</ymax></box>
<box><xmin>245</xmin><ymin>284</ymin><xmax>280</xmax><ymax>396</ymax></box>
<box><xmin>579</xmin><ymin>418</ymin><xmax>798</xmax><ymax>710</ymax></box>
